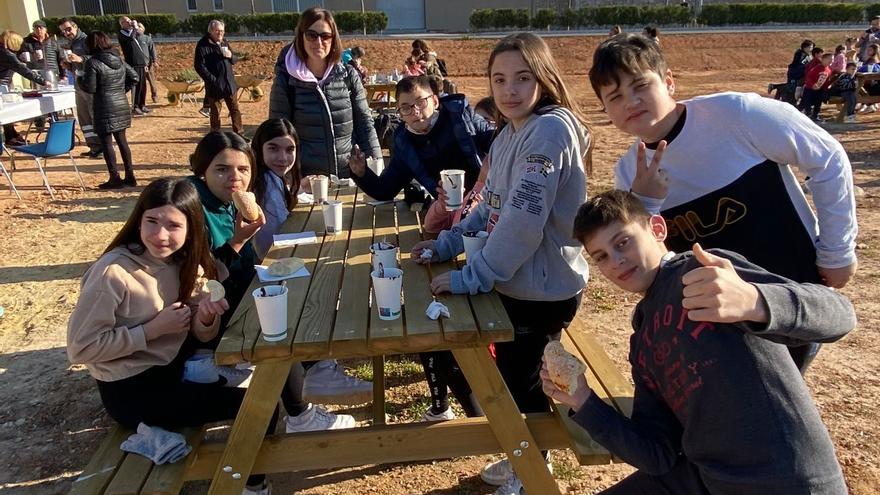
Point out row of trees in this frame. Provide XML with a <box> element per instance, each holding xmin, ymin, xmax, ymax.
<box><xmin>471</xmin><ymin>3</ymin><xmax>880</xmax><ymax>30</ymax></box>
<box><xmin>41</xmin><ymin>11</ymin><xmax>388</xmax><ymax>37</ymax></box>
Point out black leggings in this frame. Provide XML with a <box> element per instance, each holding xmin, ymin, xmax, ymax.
<box><xmin>419</xmin><ymin>351</ymin><xmax>483</xmax><ymax>417</ymax></box>
<box><xmin>495</xmin><ymin>293</ymin><xmax>581</xmax><ymax>414</ymax></box>
<box><xmin>99</xmin><ymin>130</ymin><xmax>133</xmax><ymax>178</ymax></box>
<box><xmin>599</xmin><ymin>458</ymin><xmax>710</xmax><ymax>495</ymax></box>
<box><xmin>96</xmin><ymin>338</ymin><xmax>276</xmax><ymax>486</ymax></box>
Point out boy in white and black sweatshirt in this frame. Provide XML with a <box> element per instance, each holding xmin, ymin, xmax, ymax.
<box><xmin>546</xmin><ymin>189</ymin><xmax>855</xmax><ymax>495</ymax></box>
<box><xmin>590</xmin><ymin>33</ymin><xmax>858</xmax><ymax>373</ymax></box>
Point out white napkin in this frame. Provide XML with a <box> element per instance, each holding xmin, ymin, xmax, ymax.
<box><xmin>426</xmin><ymin>300</ymin><xmax>450</xmax><ymax>320</ymax></box>
<box><xmin>330</xmin><ymin>174</ymin><xmax>354</xmax><ymax>187</ymax></box>
<box><xmin>420</xmin><ymin>248</ymin><xmax>434</xmax><ymax>261</ymax></box>
<box><xmin>255</xmin><ymin>264</ymin><xmax>310</xmax><ymax>282</ymax></box>
<box><xmin>297</xmin><ymin>191</ymin><xmax>314</xmax><ymax>204</ymax></box>
<box><xmin>273</xmin><ymin>231</ymin><xmax>317</xmax><ymax>247</ymax></box>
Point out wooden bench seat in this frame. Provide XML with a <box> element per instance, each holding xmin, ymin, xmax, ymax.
<box><xmin>68</xmin><ymin>425</ymin><xmax>206</xmax><ymax>495</ymax></box>
<box><xmin>555</xmin><ymin>320</ymin><xmax>634</xmax><ymax>465</ymax></box>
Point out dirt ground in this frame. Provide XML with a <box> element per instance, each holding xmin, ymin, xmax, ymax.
<box><xmin>0</xmin><ymin>31</ymin><xmax>878</xmax><ymax>495</ymax></box>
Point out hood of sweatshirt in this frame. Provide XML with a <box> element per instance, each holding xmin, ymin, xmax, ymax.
<box><xmin>536</xmin><ymin>105</ymin><xmax>590</xmax><ymax>164</ymax></box>
<box><xmin>284</xmin><ymin>46</ymin><xmax>334</xmax><ymax>84</ymax></box>
<box><xmin>106</xmin><ymin>245</ymin><xmax>174</xmax><ymax>277</ymax></box>
<box><xmin>93</xmin><ymin>49</ymin><xmax>123</xmax><ymax>69</ymax></box>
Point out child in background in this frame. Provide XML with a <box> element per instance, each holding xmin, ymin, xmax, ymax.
<box><xmin>800</xmin><ymin>52</ymin><xmax>833</xmax><ymax>121</ymax></box>
<box><xmin>845</xmin><ymin>36</ymin><xmax>858</xmax><ymax>63</ymax></box>
<box><xmin>250</xmin><ymin>118</ymin><xmax>373</xmax><ymax>407</ymax></box>
<box><xmin>590</xmin><ymin>33</ymin><xmax>857</xmax><ymax>373</ymax></box>
<box><xmin>830</xmin><ymin>44</ymin><xmax>846</xmax><ymax>74</ymax></box>
<box><xmin>643</xmin><ymin>25</ymin><xmax>659</xmax><ymax>45</ymax></box>
<box><xmin>830</xmin><ymin>62</ymin><xmax>859</xmax><ymax>123</ymax></box>
<box><xmin>550</xmin><ymin>189</ymin><xmax>854</xmax><ymax>495</ymax></box>
<box><xmin>474</xmin><ymin>95</ymin><xmax>498</xmax><ymax>126</ymax></box>
<box><xmin>345</xmin><ymin>46</ymin><xmax>368</xmax><ymax>82</ymax></box>
<box><xmin>412</xmin><ymin>32</ymin><xmax>591</xmax><ymax>495</ymax></box>
<box><xmin>404</xmin><ymin>55</ymin><xmax>424</xmax><ymax>76</ymax></box>
<box><xmin>67</xmin><ymin>178</ymin><xmax>275</xmax><ymax>494</ymax></box>
<box><xmin>857</xmin><ymin>43</ymin><xmax>880</xmax><ymax>112</ymax></box>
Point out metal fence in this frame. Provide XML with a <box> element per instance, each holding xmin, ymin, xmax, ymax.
<box><xmin>73</xmin><ymin>0</ymin><xmax>131</xmax><ymax>15</ymax></box>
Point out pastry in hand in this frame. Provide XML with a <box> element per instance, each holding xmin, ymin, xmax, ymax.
<box><xmin>232</xmin><ymin>191</ymin><xmax>261</xmax><ymax>222</ymax></box>
<box><xmin>204</xmin><ymin>280</ymin><xmax>225</xmax><ymax>302</ymax></box>
<box><xmin>544</xmin><ymin>341</ymin><xmax>587</xmax><ymax>395</ymax></box>
<box><xmin>267</xmin><ymin>257</ymin><xmax>305</xmax><ymax>277</ymax></box>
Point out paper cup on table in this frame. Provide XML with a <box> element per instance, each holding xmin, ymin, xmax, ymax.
<box><xmin>371</xmin><ymin>267</ymin><xmax>403</xmax><ymax>321</ymax></box>
<box><xmin>322</xmin><ymin>200</ymin><xmax>343</xmax><ymax>235</ymax></box>
<box><xmin>440</xmin><ymin>169</ymin><xmax>465</xmax><ymax>211</ymax></box>
<box><xmin>370</xmin><ymin>242</ymin><xmax>398</xmax><ymax>272</ymax></box>
<box><xmin>310</xmin><ymin>176</ymin><xmax>329</xmax><ymax>203</ymax></box>
<box><xmin>462</xmin><ymin>230</ymin><xmax>489</xmax><ymax>260</ymax></box>
<box><xmin>252</xmin><ymin>285</ymin><xmax>288</xmax><ymax>342</ymax></box>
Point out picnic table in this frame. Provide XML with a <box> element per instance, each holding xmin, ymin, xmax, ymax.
<box><xmin>174</xmin><ymin>184</ymin><xmax>631</xmax><ymax>495</ymax></box>
<box><xmin>0</xmin><ymin>87</ymin><xmax>76</xmax><ymax>125</ymax></box>
<box><xmin>364</xmin><ymin>82</ymin><xmax>397</xmax><ymax>110</ymax></box>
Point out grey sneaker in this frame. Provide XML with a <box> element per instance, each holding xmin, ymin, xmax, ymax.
<box><xmin>284</xmin><ymin>403</ymin><xmax>355</xmax><ymax>433</ymax></box>
<box><xmin>494</xmin><ymin>476</ymin><xmax>525</xmax><ymax>495</ymax></box>
<box><xmin>198</xmin><ymin>107</ymin><xmax>211</xmax><ymax>118</ymax></box>
<box><xmin>303</xmin><ymin>360</ymin><xmax>372</xmax><ymax>405</ymax></box>
<box><xmin>481</xmin><ymin>456</ymin><xmax>553</xmax><ymax>487</ymax></box>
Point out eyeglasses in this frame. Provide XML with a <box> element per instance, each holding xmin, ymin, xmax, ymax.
<box><xmin>61</xmin><ymin>26</ymin><xmax>75</xmax><ymax>33</ymax></box>
<box><xmin>305</xmin><ymin>30</ymin><xmax>334</xmax><ymax>43</ymax></box>
<box><xmin>398</xmin><ymin>95</ymin><xmax>432</xmax><ymax>116</ymax></box>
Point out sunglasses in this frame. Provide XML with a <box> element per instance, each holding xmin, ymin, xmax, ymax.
<box><xmin>305</xmin><ymin>30</ymin><xmax>334</xmax><ymax>42</ymax></box>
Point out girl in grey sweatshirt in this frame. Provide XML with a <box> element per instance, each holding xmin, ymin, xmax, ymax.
<box><xmin>413</xmin><ymin>33</ymin><xmax>591</xmax><ymax>493</ymax></box>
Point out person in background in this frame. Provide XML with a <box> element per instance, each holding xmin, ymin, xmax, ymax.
<box><xmin>194</xmin><ymin>20</ymin><xmax>241</xmax><ymax>135</ymax></box>
<box><xmin>79</xmin><ymin>30</ymin><xmax>139</xmax><ymax>189</ymax></box>
<box><xmin>0</xmin><ymin>30</ymin><xmax>46</xmax><ymax>147</ymax></box>
<box><xmin>403</xmin><ymin>55</ymin><xmax>424</xmax><ymax>76</ymax></box>
<box><xmin>473</xmin><ymin>96</ymin><xmax>497</xmax><ymax>126</ymax></box>
<box><xmin>857</xmin><ymin>43</ymin><xmax>880</xmax><ymax>113</ymax></box>
<box><xmin>643</xmin><ymin>25</ymin><xmax>659</xmax><ymax>45</ymax></box>
<box><xmin>830</xmin><ymin>44</ymin><xmax>846</xmax><ymax>74</ymax></box>
<box><xmin>58</xmin><ymin>18</ymin><xmax>103</xmax><ymax>158</ymax></box>
<box><xmin>844</xmin><ymin>36</ymin><xmax>858</xmax><ymax>63</ymax></box>
<box><xmin>608</xmin><ymin>25</ymin><xmax>622</xmax><ymax>37</ymax></box>
<box><xmin>136</xmin><ymin>22</ymin><xmax>159</xmax><ymax>104</ymax></box>
<box><xmin>268</xmin><ymin>7</ymin><xmax>381</xmax><ymax>179</ymax></box>
<box><xmin>117</xmin><ymin>16</ymin><xmax>150</xmax><ymax>115</ymax></box>
<box><xmin>20</xmin><ymin>20</ymin><xmax>62</xmax><ymax>81</ymax></box>
<box><xmin>830</xmin><ymin>62</ymin><xmax>859</xmax><ymax>123</ymax></box>
<box><xmin>345</xmin><ymin>45</ymin><xmax>368</xmax><ymax>81</ymax></box>
<box><xmin>856</xmin><ymin>15</ymin><xmax>880</xmax><ymax>63</ymax></box>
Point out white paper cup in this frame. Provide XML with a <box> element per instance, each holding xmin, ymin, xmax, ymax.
<box><xmin>462</xmin><ymin>230</ymin><xmax>489</xmax><ymax>260</ymax></box>
<box><xmin>21</xmin><ymin>52</ymin><xmax>31</xmax><ymax>63</ymax></box>
<box><xmin>372</xmin><ymin>268</ymin><xmax>403</xmax><ymax>320</ymax></box>
<box><xmin>322</xmin><ymin>200</ymin><xmax>343</xmax><ymax>235</ymax></box>
<box><xmin>310</xmin><ymin>176</ymin><xmax>329</xmax><ymax>203</ymax></box>
<box><xmin>221</xmin><ymin>46</ymin><xmax>232</xmax><ymax>58</ymax></box>
<box><xmin>252</xmin><ymin>285</ymin><xmax>288</xmax><ymax>342</ymax></box>
<box><xmin>367</xmin><ymin>157</ymin><xmax>384</xmax><ymax>176</ymax></box>
<box><xmin>440</xmin><ymin>169</ymin><xmax>466</xmax><ymax>211</ymax></box>
<box><xmin>35</xmin><ymin>49</ymin><xmax>44</xmax><ymax>61</ymax></box>
<box><xmin>63</xmin><ymin>49</ymin><xmax>72</xmax><ymax>61</ymax></box>
<box><xmin>370</xmin><ymin>242</ymin><xmax>399</xmax><ymax>273</ymax></box>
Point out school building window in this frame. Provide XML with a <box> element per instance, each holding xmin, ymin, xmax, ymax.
<box><xmin>213</xmin><ymin>0</ymin><xmax>224</xmax><ymax>11</ymax></box>
<box><xmin>187</xmin><ymin>0</ymin><xmax>197</xmax><ymax>12</ymax></box>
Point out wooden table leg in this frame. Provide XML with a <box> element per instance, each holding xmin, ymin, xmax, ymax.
<box><xmin>207</xmin><ymin>360</ymin><xmax>291</xmax><ymax>495</ymax></box>
<box><xmin>372</xmin><ymin>355</ymin><xmax>386</xmax><ymax>425</ymax></box>
<box><xmin>452</xmin><ymin>347</ymin><xmax>562</xmax><ymax>495</ymax></box>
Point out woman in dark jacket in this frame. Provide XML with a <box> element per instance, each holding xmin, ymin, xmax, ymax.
<box><xmin>78</xmin><ymin>31</ymin><xmax>138</xmax><ymax>190</ymax></box>
<box><xmin>0</xmin><ymin>30</ymin><xmax>46</xmax><ymax>147</ymax></box>
<box><xmin>268</xmin><ymin>7</ymin><xmax>381</xmax><ymax>180</ymax></box>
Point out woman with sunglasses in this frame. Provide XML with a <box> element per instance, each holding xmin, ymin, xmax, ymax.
<box><xmin>349</xmin><ymin>75</ymin><xmax>495</xmax><ymax>232</ymax></box>
<box><xmin>268</xmin><ymin>7</ymin><xmax>381</xmax><ymax>181</ymax></box>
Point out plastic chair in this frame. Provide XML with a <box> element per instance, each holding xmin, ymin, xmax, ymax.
<box><xmin>0</xmin><ymin>142</ymin><xmax>20</xmax><ymax>200</ymax></box>
<box><xmin>11</xmin><ymin>119</ymin><xmax>85</xmax><ymax>199</ymax></box>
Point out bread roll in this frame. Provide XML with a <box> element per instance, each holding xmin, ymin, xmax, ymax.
<box><xmin>544</xmin><ymin>341</ymin><xmax>586</xmax><ymax>395</ymax></box>
<box><xmin>204</xmin><ymin>280</ymin><xmax>225</xmax><ymax>302</ymax></box>
<box><xmin>267</xmin><ymin>257</ymin><xmax>305</xmax><ymax>277</ymax></box>
<box><xmin>232</xmin><ymin>191</ymin><xmax>261</xmax><ymax>222</ymax></box>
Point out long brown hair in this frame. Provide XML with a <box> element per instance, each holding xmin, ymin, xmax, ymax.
<box><xmin>251</xmin><ymin>118</ymin><xmax>301</xmax><ymax>211</ymax></box>
<box><xmin>189</xmin><ymin>131</ymin><xmax>255</xmax><ymax>187</ymax></box>
<box><xmin>104</xmin><ymin>178</ymin><xmax>217</xmax><ymax>302</ymax></box>
<box><xmin>487</xmin><ymin>33</ymin><xmax>592</xmax><ymax>175</ymax></box>
<box><xmin>294</xmin><ymin>7</ymin><xmax>342</xmax><ymax>65</ymax></box>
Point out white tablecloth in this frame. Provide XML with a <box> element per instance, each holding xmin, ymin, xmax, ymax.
<box><xmin>0</xmin><ymin>89</ymin><xmax>77</xmax><ymax>125</ymax></box>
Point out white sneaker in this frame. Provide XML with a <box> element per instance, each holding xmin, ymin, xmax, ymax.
<box><xmin>218</xmin><ymin>365</ymin><xmax>252</xmax><ymax>388</ymax></box>
<box><xmin>845</xmin><ymin>115</ymin><xmax>857</xmax><ymax>123</ymax></box>
<box><xmin>494</xmin><ymin>476</ymin><xmax>525</xmax><ymax>495</ymax></box>
<box><xmin>284</xmin><ymin>403</ymin><xmax>355</xmax><ymax>433</ymax></box>
<box><xmin>241</xmin><ymin>481</ymin><xmax>271</xmax><ymax>495</ymax></box>
<box><xmin>420</xmin><ymin>406</ymin><xmax>455</xmax><ymax>422</ymax></box>
<box><xmin>481</xmin><ymin>456</ymin><xmax>553</xmax><ymax>487</ymax></box>
<box><xmin>303</xmin><ymin>360</ymin><xmax>372</xmax><ymax>405</ymax></box>
<box><xmin>870</xmin><ymin>104</ymin><xmax>879</xmax><ymax>113</ymax></box>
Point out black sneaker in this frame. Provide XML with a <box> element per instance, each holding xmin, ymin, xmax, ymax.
<box><xmin>98</xmin><ymin>177</ymin><xmax>125</xmax><ymax>190</ymax></box>
<box><xmin>198</xmin><ymin>108</ymin><xmax>211</xmax><ymax>118</ymax></box>
<box><xmin>83</xmin><ymin>149</ymin><xmax>103</xmax><ymax>158</ymax></box>
<box><xmin>123</xmin><ymin>175</ymin><xmax>137</xmax><ymax>187</ymax></box>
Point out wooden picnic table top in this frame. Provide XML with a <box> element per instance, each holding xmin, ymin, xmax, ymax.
<box><xmin>216</xmin><ymin>184</ymin><xmax>514</xmax><ymax>366</ymax></box>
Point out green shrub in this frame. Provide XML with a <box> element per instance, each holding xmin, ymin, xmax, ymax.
<box><xmin>699</xmin><ymin>3</ymin><xmax>862</xmax><ymax>25</ymax></box>
<box><xmin>868</xmin><ymin>3</ymin><xmax>880</xmax><ymax>18</ymax></box>
<box><xmin>469</xmin><ymin>9</ymin><xmax>495</xmax><ymax>30</ymax></box>
<box><xmin>492</xmin><ymin>9</ymin><xmax>529</xmax><ymax>29</ymax></box>
<box><xmin>333</xmin><ymin>11</ymin><xmax>387</xmax><ymax>33</ymax></box>
<box><xmin>531</xmin><ymin>8</ymin><xmax>557</xmax><ymax>29</ymax></box>
<box><xmin>130</xmin><ymin>14</ymin><xmax>178</xmax><ymax>35</ymax></box>
<box><xmin>179</xmin><ymin>13</ymin><xmax>241</xmax><ymax>35</ymax></box>
<box><xmin>239</xmin><ymin>12</ymin><xmax>298</xmax><ymax>34</ymax></box>
<box><xmin>172</xmin><ymin>68</ymin><xmax>200</xmax><ymax>83</ymax></box>
<box><xmin>558</xmin><ymin>8</ymin><xmax>579</xmax><ymax>29</ymax></box>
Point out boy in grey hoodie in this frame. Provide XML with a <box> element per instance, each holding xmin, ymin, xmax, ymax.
<box><xmin>544</xmin><ymin>189</ymin><xmax>854</xmax><ymax>495</ymax></box>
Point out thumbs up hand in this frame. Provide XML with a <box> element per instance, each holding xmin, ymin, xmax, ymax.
<box><xmin>681</xmin><ymin>243</ymin><xmax>768</xmax><ymax>324</ymax></box>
